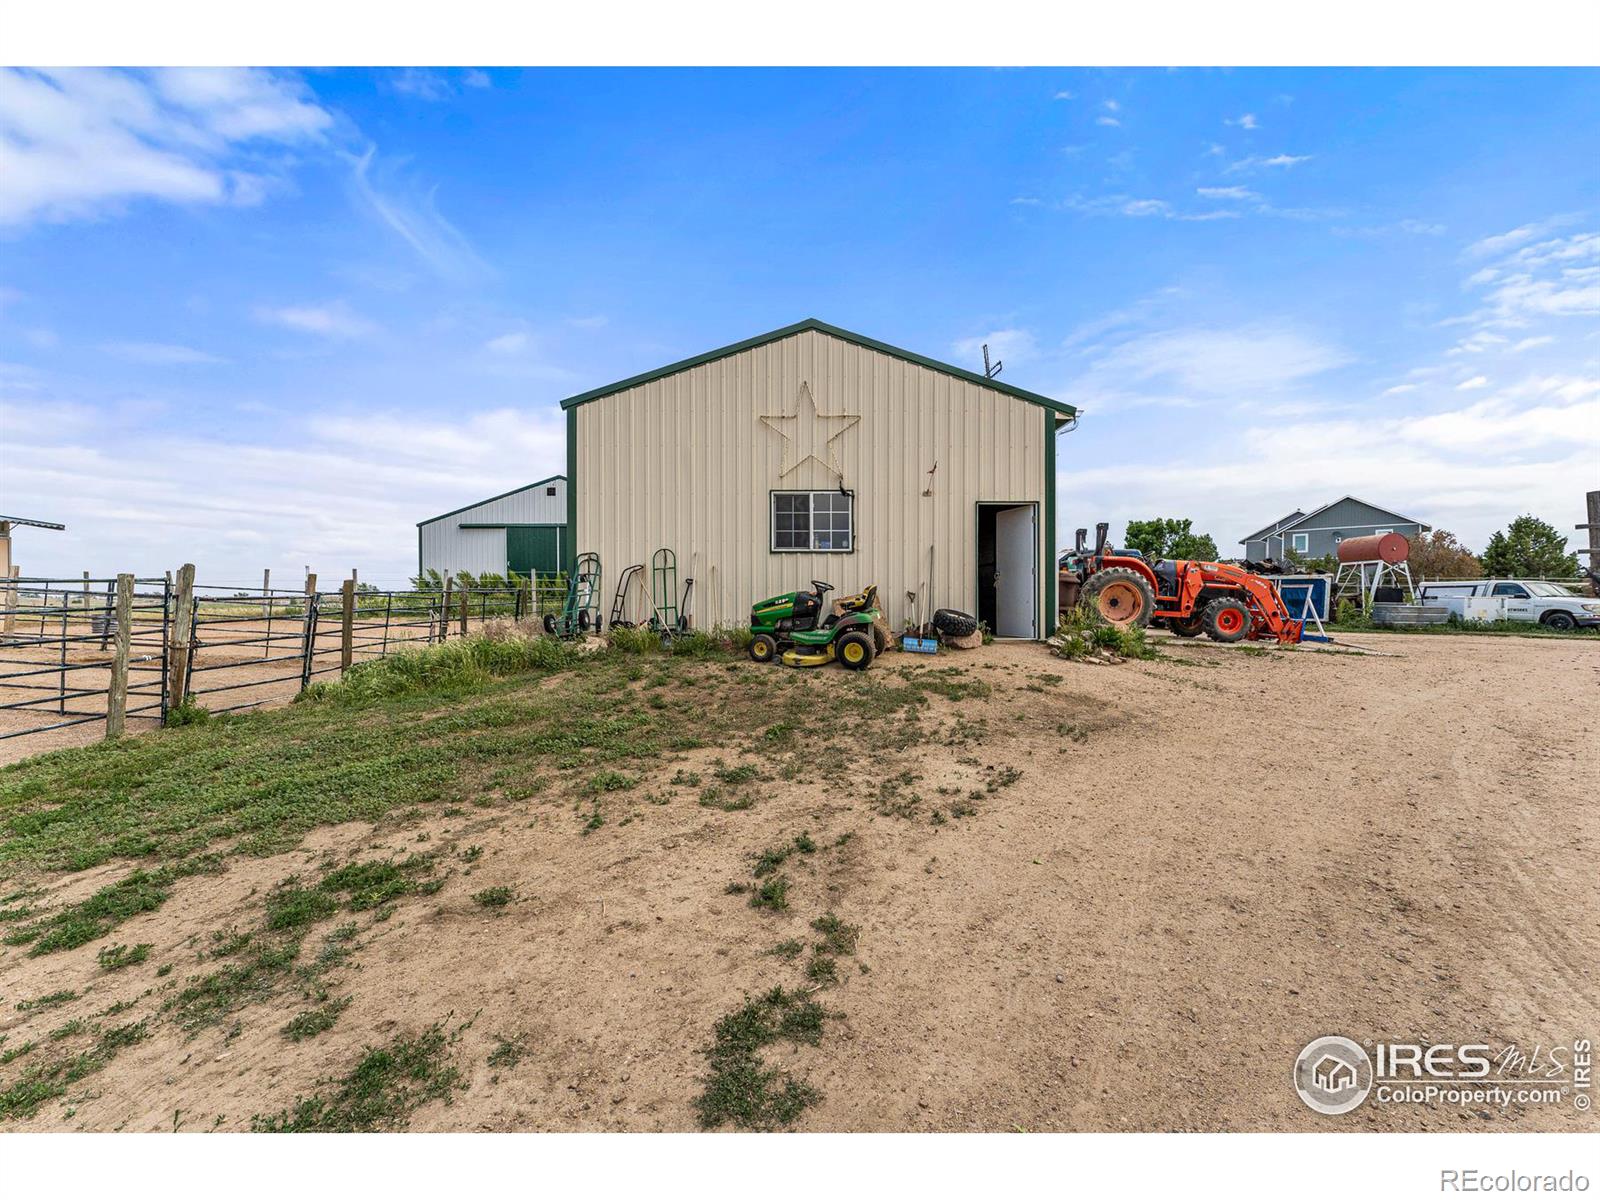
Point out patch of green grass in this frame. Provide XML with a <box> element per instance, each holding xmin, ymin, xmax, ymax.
<box><xmin>748</xmin><ymin>876</ymin><xmax>789</xmax><ymax>912</ymax></box>
<box><xmin>670</xmin><ymin>769</ymin><xmax>702</xmax><ymax>787</ymax></box>
<box><xmin>696</xmin><ymin>987</ymin><xmax>829</xmax><ymax>1130</ymax></box>
<box><xmin>7</xmin><ymin>866</ymin><xmax>193</xmax><ymax>957</ymax></box>
<box><xmin>48</xmin><ymin>1019</ymin><xmax>86</xmax><ymax>1041</ymax></box>
<box><xmin>805</xmin><ymin>954</ymin><xmax>838</xmax><ymax>984</ymax></box>
<box><xmin>713</xmin><ymin>761</ymin><xmax>760</xmax><ymax>785</ymax></box>
<box><xmin>265</xmin><ymin>883</ymin><xmax>340</xmax><ymax>931</ymax></box>
<box><xmin>319</xmin><ymin>855</ymin><xmax>436</xmax><ymax>911</ymax></box>
<box><xmin>764</xmin><ymin>939</ymin><xmax>803</xmax><ymax>959</ymax></box>
<box><xmin>0</xmin><ymin>1040</ymin><xmax>35</xmax><ymax>1065</ymax></box>
<box><xmin>699</xmin><ymin>785</ymin><xmax>754</xmax><ymax>812</ymax></box>
<box><xmin>251</xmin><ymin>1022</ymin><xmax>464</xmax><ymax>1132</ymax></box>
<box><xmin>165</xmin><ymin>934</ymin><xmax>302</xmax><ymax>1032</ymax></box>
<box><xmin>0</xmin><ymin>1020</ymin><xmax>149</xmax><ymax>1123</ymax></box>
<box><xmin>16</xmin><ymin>989</ymin><xmax>77</xmax><ymax>1012</ymax></box>
<box><xmin>96</xmin><ymin>942</ymin><xmax>153</xmax><ymax>972</ymax></box>
<box><xmin>810</xmin><ymin>912</ymin><xmax>859</xmax><ymax>956</ymax></box>
<box><xmin>459</xmin><ymin>845</ymin><xmax>483</xmax><ymax>864</ymax></box>
<box><xmin>487</xmin><ymin>1034</ymin><xmax>527</xmax><ymax>1069</ymax></box>
<box><xmin>472</xmin><ymin>886</ymin><xmax>513</xmax><ymax>909</ymax></box>
<box><xmin>583</xmin><ymin>769</ymin><xmax>640</xmax><ymax>794</ymax></box>
<box><xmin>281</xmin><ymin>997</ymin><xmax>351</xmax><ymax>1042</ymax></box>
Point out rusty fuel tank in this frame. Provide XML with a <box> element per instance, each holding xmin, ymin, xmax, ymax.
<box><xmin>1336</xmin><ymin>532</ymin><xmax>1410</xmax><ymax>564</ymax></box>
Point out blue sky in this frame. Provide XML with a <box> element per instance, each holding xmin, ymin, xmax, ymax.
<box><xmin>1</xmin><ymin>67</ymin><xmax>1596</xmax><ymax>585</ymax></box>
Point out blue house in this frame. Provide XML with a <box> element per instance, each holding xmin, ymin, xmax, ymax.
<box><xmin>1240</xmin><ymin>496</ymin><xmax>1430</xmax><ymax>561</ymax></box>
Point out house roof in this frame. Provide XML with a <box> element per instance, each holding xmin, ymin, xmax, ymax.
<box><xmin>556</xmin><ymin>318</ymin><xmax>1077</xmax><ymax>419</ymax></box>
<box><xmin>416</xmin><ymin>475</ymin><xmax>567</xmax><ymax>527</ymax></box>
<box><xmin>1239</xmin><ymin>495</ymin><xmax>1430</xmax><ymax>545</ymax></box>
<box><xmin>1239</xmin><ymin>511</ymin><xmax>1306</xmax><ymax>544</ymax></box>
<box><xmin>0</xmin><ymin>514</ymin><xmax>66</xmax><ymax>531</ymax></box>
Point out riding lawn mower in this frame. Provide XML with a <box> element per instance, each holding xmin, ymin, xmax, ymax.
<box><xmin>747</xmin><ymin>581</ymin><xmax>885</xmax><ymax>669</ymax></box>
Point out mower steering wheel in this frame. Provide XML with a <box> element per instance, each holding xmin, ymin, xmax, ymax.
<box><xmin>811</xmin><ymin>580</ymin><xmax>833</xmax><ymax>596</ymax></box>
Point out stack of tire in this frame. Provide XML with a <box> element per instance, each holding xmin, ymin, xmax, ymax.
<box><xmin>1371</xmin><ymin>603</ymin><xmax>1450</xmax><ymax>628</ymax></box>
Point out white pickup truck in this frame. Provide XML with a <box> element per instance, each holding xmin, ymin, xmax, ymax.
<box><xmin>1417</xmin><ymin>579</ymin><xmax>1600</xmax><ymax>630</ymax></box>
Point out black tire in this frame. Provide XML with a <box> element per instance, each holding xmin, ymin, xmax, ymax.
<box><xmin>1080</xmin><ymin>567</ymin><xmax>1156</xmax><ymax>628</ymax></box>
<box><xmin>578</xmin><ymin>610</ymin><xmax>593</xmax><ymax>632</ymax></box>
<box><xmin>836</xmin><ymin>630</ymin><xmax>874</xmax><ymax>671</ymax></box>
<box><xmin>931</xmin><ymin>608</ymin><xmax>978</xmax><ymax>638</ymax></box>
<box><xmin>1542</xmin><ymin>610</ymin><xmax>1578</xmax><ymax>631</ymax></box>
<box><xmin>749</xmin><ymin>633</ymin><xmax>779</xmax><ymax>664</ymax></box>
<box><xmin>542</xmin><ymin>614</ymin><xmax>558</xmax><ymax>635</ymax></box>
<box><xmin>1169</xmin><ymin>615</ymin><xmax>1204</xmax><ymax>638</ymax></box>
<box><xmin>1202</xmin><ymin>597</ymin><xmax>1252</xmax><ymax>643</ymax></box>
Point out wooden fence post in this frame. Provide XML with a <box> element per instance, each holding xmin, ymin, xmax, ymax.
<box><xmin>105</xmin><ymin>573</ymin><xmax>134</xmax><ymax>738</ymax></box>
<box><xmin>459</xmin><ymin>583</ymin><xmax>469</xmax><ymax>636</ymax></box>
<box><xmin>2</xmin><ymin>565</ymin><xmax>18</xmax><ymax>636</ymax></box>
<box><xmin>341</xmin><ymin>578</ymin><xmax>355</xmax><ymax>672</ymax></box>
<box><xmin>441</xmin><ymin>576</ymin><xmax>453</xmax><ymax>642</ymax></box>
<box><xmin>167</xmin><ymin>563</ymin><xmax>196</xmax><ymax>708</ymax></box>
<box><xmin>304</xmin><ymin>571</ymin><xmax>317</xmax><ymax>598</ymax></box>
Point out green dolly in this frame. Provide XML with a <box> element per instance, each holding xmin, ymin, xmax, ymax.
<box><xmin>747</xmin><ymin>581</ymin><xmax>885</xmax><ymax>670</ymax></box>
<box><xmin>544</xmin><ymin>552</ymin><xmax>602</xmax><ymax>638</ymax></box>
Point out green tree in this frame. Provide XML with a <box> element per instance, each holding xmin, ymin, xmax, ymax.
<box><xmin>1480</xmin><ymin>515</ymin><xmax>1580</xmax><ymax>578</ymax></box>
<box><xmin>1407</xmin><ymin>529</ymin><xmax>1484</xmax><ymax>581</ymax></box>
<box><xmin>1122</xmin><ymin>518</ymin><xmax>1221</xmax><ymax>562</ymax></box>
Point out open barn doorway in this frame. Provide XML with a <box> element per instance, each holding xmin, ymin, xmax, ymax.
<box><xmin>977</xmin><ymin>502</ymin><xmax>1038</xmax><ymax>638</ymax></box>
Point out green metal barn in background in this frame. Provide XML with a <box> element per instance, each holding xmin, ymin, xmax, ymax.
<box><xmin>417</xmin><ymin>475</ymin><xmax>568</xmax><ymax>580</ymax></box>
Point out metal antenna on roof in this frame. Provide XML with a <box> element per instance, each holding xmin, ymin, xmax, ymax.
<box><xmin>982</xmin><ymin>343</ymin><xmax>1003</xmax><ymax>379</ymax></box>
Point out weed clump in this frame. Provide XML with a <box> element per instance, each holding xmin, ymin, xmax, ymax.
<box><xmin>96</xmin><ymin>942</ymin><xmax>152</xmax><ymax>972</ymax></box>
<box><xmin>696</xmin><ymin>987</ymin><xmax>829</xmax><ymax>1130</ymax></box>
<box><xmin>252</xmin><ymin>1022</ymin><xmax>465</xmax><ymax>1132</ymax></box>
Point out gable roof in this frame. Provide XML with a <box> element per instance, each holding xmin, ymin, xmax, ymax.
<box><xmin>1239</xmin><ymin>496</ymin><xmax>1429</xmax><ymax>545</ymax></box>
<box><xmin>1284</xmin><ymin>495</ymin><xmax>1428</xmax><ymax>531</ymax></box>
<box><xmin>557</xmin><ymin>318</ymin><xmax>1077</xmax><ymax>419</ymax></box>
<box><xmin>1240</xmin><ymin>510</ymin><xmax>1306</xmax><ymax>544</ymax></box>
<box><xmin>417</xmin><ymin>475</ymin><xmax>567</xmax><ymax>527</ymax></box>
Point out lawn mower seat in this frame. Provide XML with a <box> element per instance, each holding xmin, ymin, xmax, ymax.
<box><xmin>824</xmin><ymin>584</ymin><xmax>878</xmax><ymax>626</ymax></box>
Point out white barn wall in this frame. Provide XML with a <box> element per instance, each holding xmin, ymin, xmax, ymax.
<box><xmin>573</xmin><ymin>328</ymin><xmax>1047</xmax><ymax>631</ymax></box>
<box><xmin>418</xmin><ymin>477</ymin><xmax>567</xmax><ymax>579</ymax></box>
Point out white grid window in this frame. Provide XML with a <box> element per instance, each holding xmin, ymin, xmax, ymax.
<box><xmin>771</xmin><ymin>491</ymin><xmax>853</xmax><ymax>552</ymax></box>
<box><xmin>1290</xmin><ymin>532</ymin><xmax>1310</xmax><ymax>554</ymax></box>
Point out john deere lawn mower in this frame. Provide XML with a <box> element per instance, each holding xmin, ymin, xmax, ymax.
<box><xmin>747</xmin><ymin>581</ymin><xmax>883</xmax><ymax>669</ymax></box>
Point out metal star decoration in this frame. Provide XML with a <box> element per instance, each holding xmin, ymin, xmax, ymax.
<box><xmin>759</xmin><ymin>381</ymin><xmax>861</xmax><ymax>479</ymax></box>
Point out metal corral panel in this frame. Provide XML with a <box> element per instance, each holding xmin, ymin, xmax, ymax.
<box><xmin>418</xmin><ymin>477</ymin><xmax>567</xmax><ymax>580</ymax></box>
<box><xmin>573</xmin><ymin>327</ymin><xmax>1049</xmax><ymax>632</ymax></box>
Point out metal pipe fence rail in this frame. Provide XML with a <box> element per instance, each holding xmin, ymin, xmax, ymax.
<box><xmin>0</xmin><ymin>572</ymin><xmax>570</xmax><ymax>755</ymax></box>
<box><xmin>0</xmin><ymin>577</ymin><xmax>170</xmax><ymax>741</ymax></box>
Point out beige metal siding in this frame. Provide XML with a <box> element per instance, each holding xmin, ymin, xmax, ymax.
<box><xmin>575</xmin><ymin>329</ymin><xmax>1045</xmax><ymax>631</ymax></box>
<box><xmin>419</xmin><ymin>479</ymin><xmax>567</xmax><ymax>579</ymax></box>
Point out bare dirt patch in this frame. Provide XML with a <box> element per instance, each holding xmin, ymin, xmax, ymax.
<box><xmin>1</xmin><ymin>633</ymin><xmax>1594</xmax><ymax>1131</ymax></box>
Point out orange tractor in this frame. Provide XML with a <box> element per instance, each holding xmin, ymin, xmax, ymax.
<box><xmin>1061</xmin><ymin>523</ymin><xmax>1303</xmax><ymax>644</ymax></box>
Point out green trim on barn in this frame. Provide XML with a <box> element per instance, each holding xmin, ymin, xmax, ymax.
<box><xmin>1044</xmin><ymin>409</ymin><xmax>1057</xmax><ymax>636</ymax></box>
<box><xmin>556</xmin><ymin>318</ymin><xmax>1077</xmax><ymax>418</ymax></box>
<box><xmin>415</xmin><ymin>475</ymin><xmax>567</xmax><ymax>528</ymax></box>
<box><xmin>565</xmin><ymin>407</ymin><xmax>578</xmax><ymax>570</ymax></box>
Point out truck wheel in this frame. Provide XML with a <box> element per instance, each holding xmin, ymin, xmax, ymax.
<box><xmin>1169</xmin><ymin>615</ymin><xmax>1204</xmax><ymax>638</ymax></box>
<box><xmin>836</xmin><ymin>630</ymin><xmax>874</xmax><ymax>671</ymax></box>
<box><xmin>1542</xmin><ymin>610</ymin><xmax>1578</xmax><ymax>631</ymax></box>
<box><xmin>749</xmin><ymin>633</ymin><xmax>779</xmax><ymax>664</ymax></box>
<box><xmin>1202</xmin><ymin>597</ymin><xmax>1252</xmax><ymax>643</ymax></box>
<box><xmin>1081</xmin><ymin>567</ymin><xmax>1156</xmax><ymax>628</ymax></box>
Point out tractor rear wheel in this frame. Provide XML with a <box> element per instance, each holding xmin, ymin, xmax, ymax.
<box><xmin>836</xmin><ymin>630</ymin><xmax>874</xmax><ymax>671</ymax></box>
<box><xmin>1081</xmin><ymin>567</ymin><xmax>1156</xmax><ymax>628</ymax></box>
<box><xmin>1202</xmin><ymin>597</ymin><xmax>1252</xmax><ymax>643</ymax></box>
<box><xmin>1169</xmin><ymin>615</ymin><xmax>1205</xmax><ymax>638</ymax></box>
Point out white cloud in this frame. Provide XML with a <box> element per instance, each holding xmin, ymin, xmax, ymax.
<box><xmin>254</xmin><ymin>302</ymin><xmax>377</xmax><ymax>339</ymax></box>
<box><xmin>566</xmin><ymin>315</ymin><xmax>609</xmax><ymax>329</ymax></box>
<box><xmin>952</xmin><ymin>328</ymin><xmax>1037</xmax><ymax>368</ymax></box>
<box><xmin>1511</xmin><ymin>335</ymin><xmax>1555</xmax><ymax>352</ymax></box>
<box><xmin>348</xmin><ymin>147</ymin><xmax>489</xmax><ymax>283</ymax></box>
<box><xmin>1465</xmin><ymin>222</ymin><xmax>1544</xmax><ymax>258</ymax></box>
<box><xmin>485</xmin><ymin>330</ymin><xmax>531</xmax><ymax>355</ymax></box>
<box><xmin>0</xmin><ymin>68</ymin><xmax>331</xmax><ymax>227</ymax></box>
<box><xmin>1227</xmin><ymin>153</ymin><xmax>1312</xmax><ymax>172</ymax></box>
<box><xmin>1196</xmin><ymin>186</ymin><xmax>1257</xmax><ymax>200</ymax></box>
<box><xmin>1096</xmin><ymin>116</ymin><xmax>1121</xmax><ymax>128</ymax></box>
<box><xmin>388</xmin><ymin>69</ymin><xmax>455</xmax><ymax>101</ymax></box>
<box><xmin>1465</xmin><ymin>229</ymin><xmax>1600</xmax><ymax>323</ymax></box>
<box><xmin>463</xmin><ymin>70</ymin><xmax>493</xmax><ymax>90</ymax></box>
<box><xmin>1225</xmin><ymin>113</ymin><xmax>1259</xmax><ymax>130</ymax></box>
<box><xmin>1053</xmin><ymin>90</ymin><xmax>1075</xmax><ymax>101</ymax></box>
<box><xmin>1102</xmin><ymin>99</ymin><xmax>1120</xmax><ymax>112</ymax></box>
<box><xmin>1070</xmin><ymin>324</ymin><xmax>1350</xmax><ymax>414</ymax></box>
<box><xmin>1010</xmin><ymin>195</ymin><xmax>1043</xmax><ymax>206</ymax></box>
<box><xmin>1121</xmin><ymin>199</ymin><xmax>1171</xmax><ymax>218</ymax></box>
<box><xmin>1456</xmin><ymin>375</ymin><xmax>1490</xmax><ymax>390</ymax></box>
<box><xmin>101</xmin><ymin>341</ymin><xmax>227</xmax><ymax>364</ymax></box>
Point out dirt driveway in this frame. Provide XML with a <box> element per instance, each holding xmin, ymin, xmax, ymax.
<box><xmin>2</xmin><ymin>631</ymin><xmax>1595</xmax><ymax>1132</ymax></box>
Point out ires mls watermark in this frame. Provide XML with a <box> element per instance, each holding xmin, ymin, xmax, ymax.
<box><xmin>1293</xmin><ymin>1035</ymin><xmax>1593</xmax><ymax>1116</ymax></box>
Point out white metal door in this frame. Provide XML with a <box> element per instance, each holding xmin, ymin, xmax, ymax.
<box><xmin>994</xmin><ymin>505</ymin><xmax>1036</xmax><ymax>638</ymax></box>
